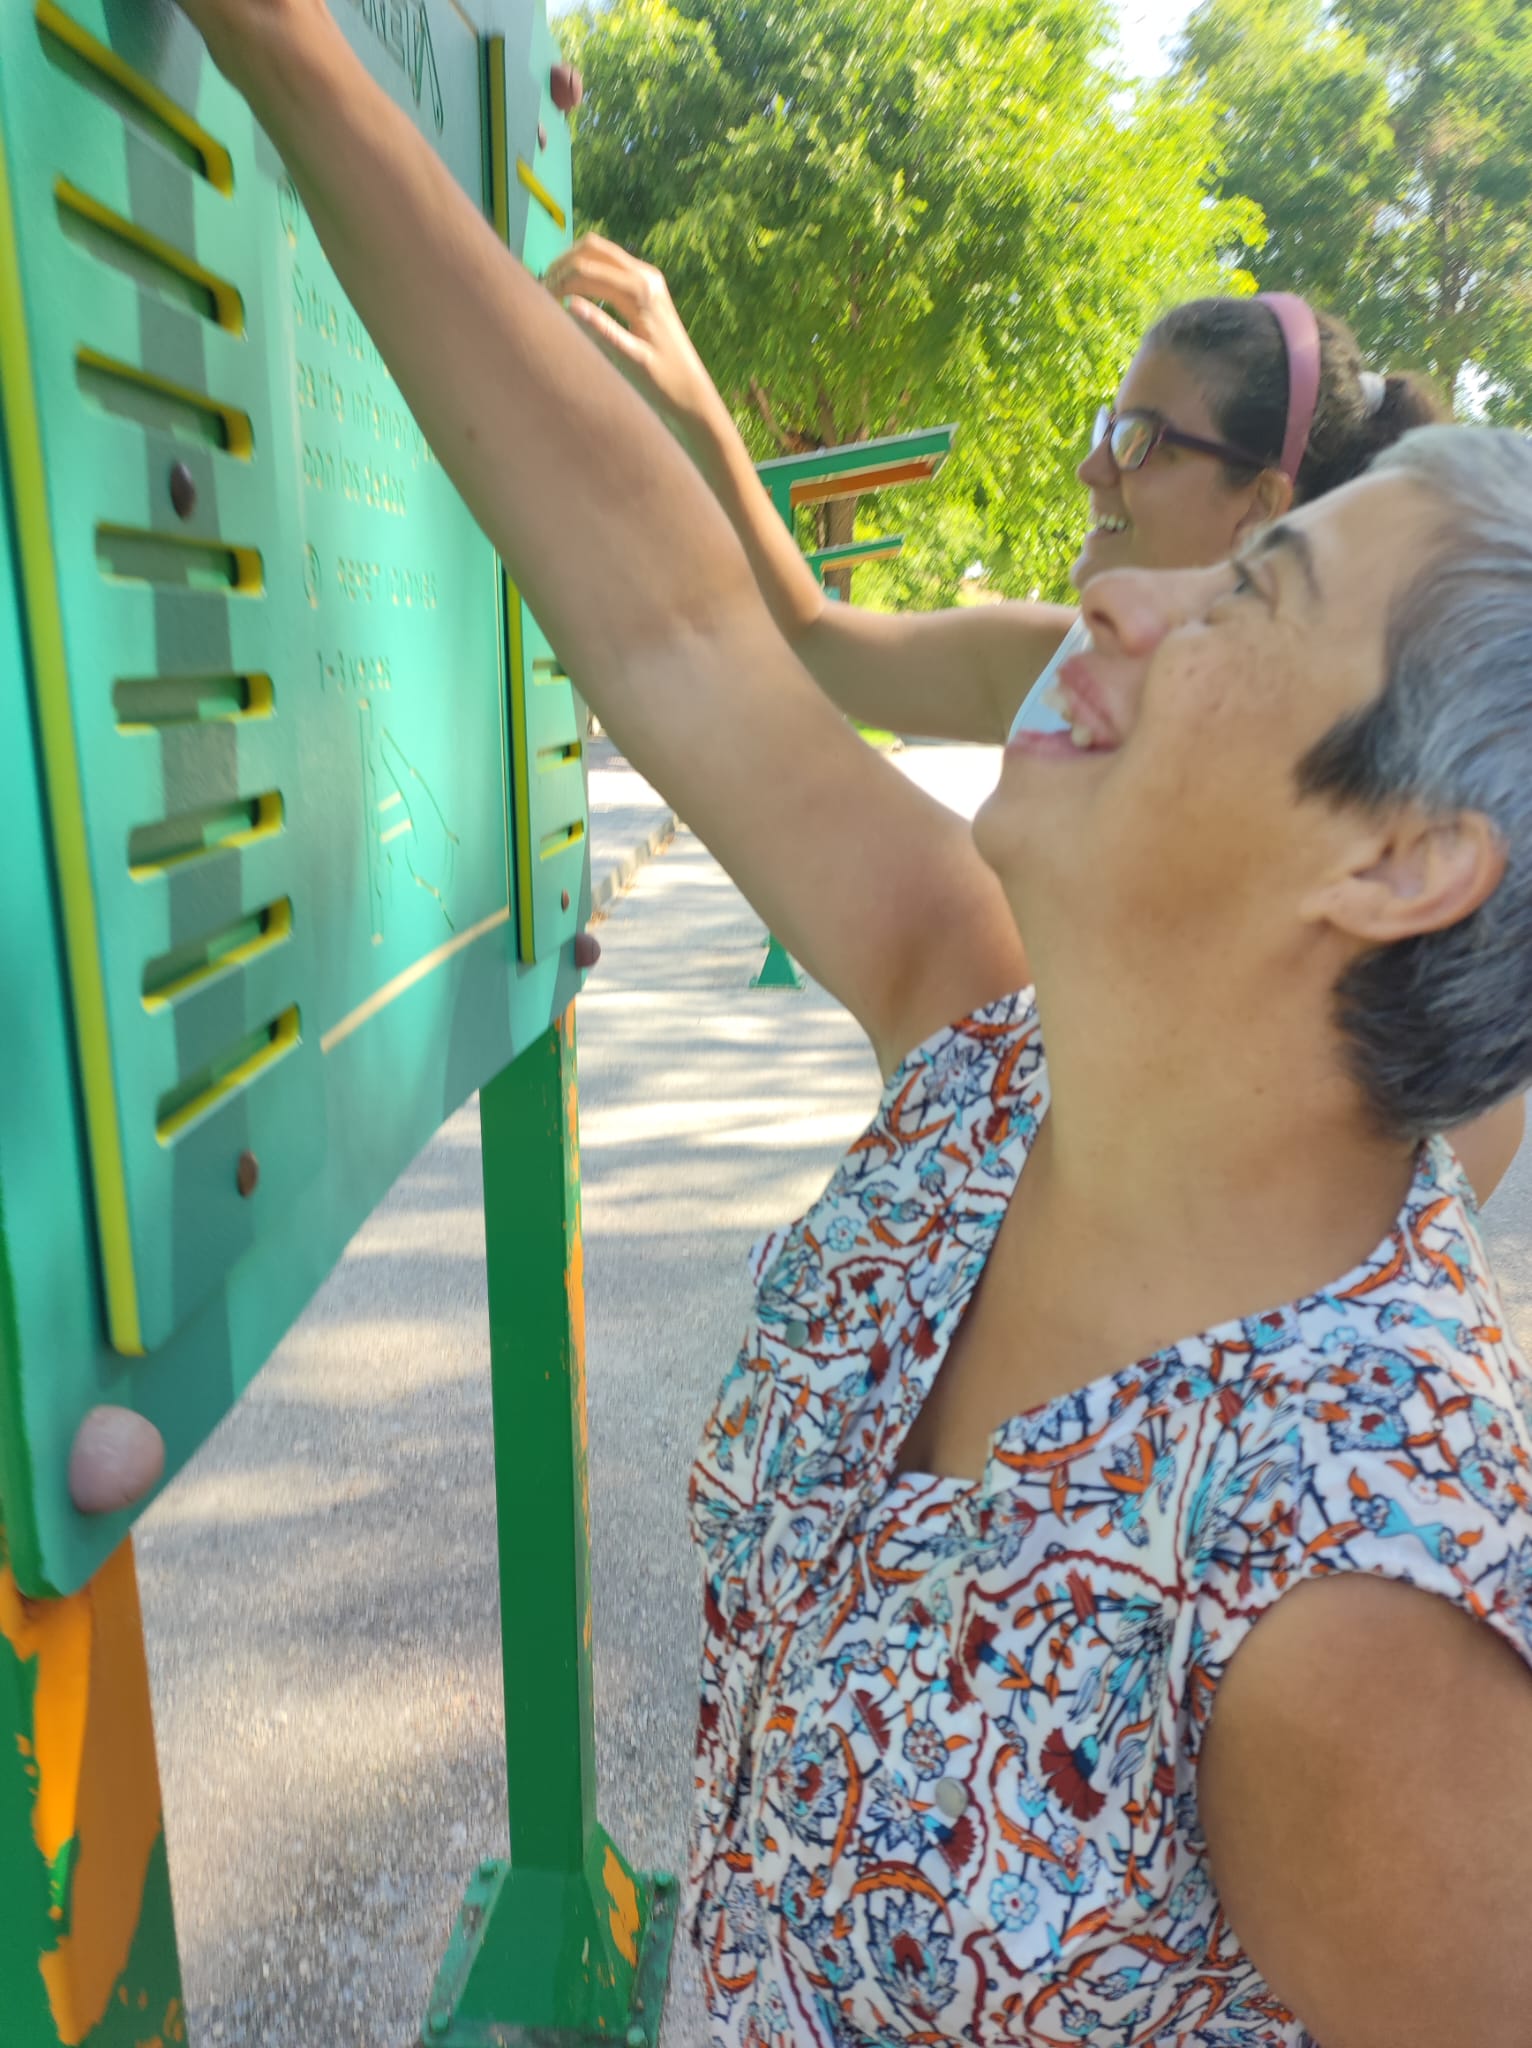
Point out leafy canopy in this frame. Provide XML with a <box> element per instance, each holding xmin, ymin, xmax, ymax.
<box><xmin>563</xmin><ymin>0</ymin><xmax>1259</xmax><ymax>602</ymax></box>
<box><xmin>1174</xmin><ymin>0</ymin><xmax>1532</xmax><ymax>420</ymax></box>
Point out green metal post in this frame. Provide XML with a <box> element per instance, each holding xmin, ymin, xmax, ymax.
<box><xmin>423</xmin><ymin>1011</ymin><xmax>675</xmax><ymax>2045</ymax></box>
<box><xmin>762</xmin><ymin>477</ymin><xmax>795</xmax><ymax>530</ymax></box>
<box><xmin>751</xmin><ymin>934</ymin><xmax>807</xmax><ymax>989</ymax></box>
<box><xmin>753</xmin><ymin>479</ymin><xmax>808</xmax><ymax>991</ymax></box>
<box><xmin>748</xmin><ymin>430</ymin><xmax>955</xmax><ymax>990</ymax></box>
<box><xmin>0</xmin><ymin>1519</ymin><xmax>186</xmax><ymax>2047</ymax></box>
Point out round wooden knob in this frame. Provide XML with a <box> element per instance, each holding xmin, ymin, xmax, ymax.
<box><xmin>169</xmin><ymin>461</ymin><xmax>197</xmax><ymax>519</ymax></box>
<box><xmin>69</xmin><ymin>1407</ymin><xmax>166</xmax><ymax>1515</ymax></box>
<box><xmin>550</xmin><ymin>64</ymin><xmax>584</xmax><ymax>113</ymax></box>
<box><xmin>573</xmin><ymin>932</ymin><xmax>601</xmax><ymax>970</ymax></box>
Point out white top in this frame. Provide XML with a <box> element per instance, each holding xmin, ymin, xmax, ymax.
<box><xmin>1007</xmin><ymin>614</ymin><xmax>1092</xmax><ymax>740</ymax></box>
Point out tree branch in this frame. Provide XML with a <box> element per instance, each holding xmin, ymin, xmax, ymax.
<box><xmin>747</xmin><ymin>377</ymin><xmax>817</xmax><ymax>453</ymax></box>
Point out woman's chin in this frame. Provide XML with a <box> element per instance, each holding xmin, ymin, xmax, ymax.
<box><xmin>1071</xmin><ymin>527</ymin><xmax>1134</xmax><ymax>587</ymax></box>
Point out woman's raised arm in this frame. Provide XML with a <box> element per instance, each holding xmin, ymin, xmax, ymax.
<box><xmin>178</xmin><ymin>0</ymin><xmax>1027</xmax><ymax>1068</ymax></box>
<box><xmin>546</xmin><ymin>234</ymin><xmax>1077</xmax><ymax>744</ymax></box>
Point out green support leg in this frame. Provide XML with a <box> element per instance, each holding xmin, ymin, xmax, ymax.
<box><xmin>0</xmin><ymin>1523</ymin><xmax>186</xmax><ymax>2048</ymax></box>
<box><xmin>751</xmin><ymin>933</ymin><xmax>805</xmax><ymax>990</ymax></box>
<box><xmin>749</xmin><ymin>475</ymin><xmax>810</xmax><ymax>993</ymax></box>
<box><xmin>423</xmin><ymin>1011</ymin><xmax>676</xmax><ymax>2046</ymax></box>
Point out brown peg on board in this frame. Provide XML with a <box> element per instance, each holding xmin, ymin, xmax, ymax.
<box><xmin>573</xmin><ymin>931</ymin><xmax>601</xmax><ymax>970</ymax></box>
<box><xmin>236</xmin><ymin>1150</ymin><xmax>260</xmax><ymax>1198</ymax></box>
<box><xmin>550</xmin><ymin>64</ymin><xmax>584</xmax><ymax>113</ymax></box>
<box><xmin>69</xmin><ymin>1407</ymin><xmax>167</xmax><ymax>1515</ymax></box>
<box><xmin>169</xmin><ymin>461</ymin><xmax>197</xmax><ymax>519</ymax></box>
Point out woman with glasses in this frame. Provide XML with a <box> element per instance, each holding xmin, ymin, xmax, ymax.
<box><xmin>543</xmin><ymin>241</ymin><xmax>1447</xmax><ymax>749</ymax></box>
<box><xmin>1006</xmin><ymin>294</ymin><xmax>1445</xmax><ymax>745</ymax></box>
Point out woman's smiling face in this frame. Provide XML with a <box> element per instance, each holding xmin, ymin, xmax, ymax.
<box><xmin>981</xmin><ymin>469</ymin><xmax>1446</xmax><ymax>981</ymax></box>
<box><xmin>1071</xmin><ymin>345</ymin><xmax>1282</xmax><ymax>589</ymax></box>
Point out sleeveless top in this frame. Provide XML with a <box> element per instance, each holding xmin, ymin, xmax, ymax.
<box><xmin>1007</xmin><ymin>615</ymin><xmax>1091</xmax><ymax>741</ymax></box>
<box><xmin>686</xmin><ymin>992</ymin><xmax>1532</xmax><ymax>2048</ymax></box>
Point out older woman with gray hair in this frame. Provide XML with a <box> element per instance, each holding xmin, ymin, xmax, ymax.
<box><xmin>172</xmin><ymin>1</ymin><xmax>1532</xmax><ymax>2041</ymax></box>
<box><xmin>545</xmin><ymin>236</ymin><xmax>1526</xmax><ymax>1200</ymax></box>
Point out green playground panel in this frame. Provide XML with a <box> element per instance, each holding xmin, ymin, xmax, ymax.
<box><xmin>486</xmin><ymin>5</ymin><xmax>591</xmax><ymax>965</ymax></box>
<box><xmin>805</xmin><ymin>533</ymin><xmax>904</xmax><ymax>578</ymax></box>
<box><xmin>0</xmin><ymin>0</ymin><xmax>590</xmax><ymax>1596</ymax></box>
<box><xmin>755</xmin><ymin>423</ymin><xmax>956</xmax><ymax>529</ymax></box>
<box><xmin>510</xmin><ymin>600</ymin><xmax>590</xmax><ymax>965</ymax></box>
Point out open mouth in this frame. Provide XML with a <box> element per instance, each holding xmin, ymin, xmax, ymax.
<box><xmin>1087</xmin><ymin>513</ymin><xmax>1130</xmax><ymax>541</ymax></box>
<box><xmin>1039</xmin><ymin>655</ymin><xmax>1123</xmax><ymax>753</ymax></box>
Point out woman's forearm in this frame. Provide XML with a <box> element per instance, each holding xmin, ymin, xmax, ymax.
<box><xmin>223</xmin><ymin>4</ymin><xmax>771</xmax><ymax>735</ymax></box>
<box><xmin>546</xmin><ymin>230</ymin><xmax>1069</xmax><ymax>743</ymax></box>
<box><xmin>673</xmin><ymin>389</ymin><xmax>833</xmax><ymax>638</ymax></box>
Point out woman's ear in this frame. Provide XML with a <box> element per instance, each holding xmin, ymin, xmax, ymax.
<box><xmin>1232</xmin><ymin>468</ymin><xmax>1294</xmax><ymax>544</ymax></box>
<box><xmin>1303</xmin><ymin>807</ymin><xmax>1506</xmax><ymax>946</ymax></box>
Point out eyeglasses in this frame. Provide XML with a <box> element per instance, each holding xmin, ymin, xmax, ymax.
<box><xmin>1091</xmin><ymin>404</ymin><xmax>1264</xmax><ymax>475</ymax></box>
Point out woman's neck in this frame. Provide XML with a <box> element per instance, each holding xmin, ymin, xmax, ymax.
<box><xmin>1018</xmin><ymin>969</ymin><xmax>1420</xmax><ymax>1338</ymax></box>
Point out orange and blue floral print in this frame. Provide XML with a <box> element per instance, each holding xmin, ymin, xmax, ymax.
<box><xmin>686</xmin><ymin>993</ymin><xmax>1532</xmax><ymax>2048</ymax></box>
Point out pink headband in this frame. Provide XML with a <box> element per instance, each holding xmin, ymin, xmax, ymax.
<box><xmin>1257</xmin><ymin>292</ymin><xmax>1321</xmax><ymax>484</ymax></box>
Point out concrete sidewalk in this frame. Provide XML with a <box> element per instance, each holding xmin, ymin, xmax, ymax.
<box><xmin>586</xmin><ymin>734</ymin><xmax>676</xmax><ymax>916</ymax></box>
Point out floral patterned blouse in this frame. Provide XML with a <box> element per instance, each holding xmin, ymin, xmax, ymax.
<box><xmin>686</xmin><ymin>992</ymin><xmax>1532</xmax><ymax>2048</ymax></box>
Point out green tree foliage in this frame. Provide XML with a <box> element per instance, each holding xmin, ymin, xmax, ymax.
<box><xmin>562</xmin><ymin>0</ymin><xmax>1260</xmax><ymax>602</ymax></box>
<box><xmin>1175</xmin><ymin>0</ymin><xmax>1532</xmax><ymax>421</ymax></box>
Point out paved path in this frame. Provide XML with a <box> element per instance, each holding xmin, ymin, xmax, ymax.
<box><xmin>134</xmin><ymin>738</ymin><xmax>1532</xmax><ymax>2047</ymax></box>
<box><xmin>586</xmin><ymin>735</ymin><xmax>675</xmax><ymax>914</ymax></box>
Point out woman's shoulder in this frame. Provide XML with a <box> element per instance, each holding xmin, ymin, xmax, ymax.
<box><xmin>746</xmin><ymin>988</ymin><xmax>1042</xmax><ymax>1293</ymax></box>
<box><xmin>878</xmin><ymin>987</ymin><xmax>1043</xmax><ymax>1110</ymax></box>
<box><xmin>1178</xmin><ymin>1152</ymin><xmax>1532</xmax><ymax>1704</ymax></box>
